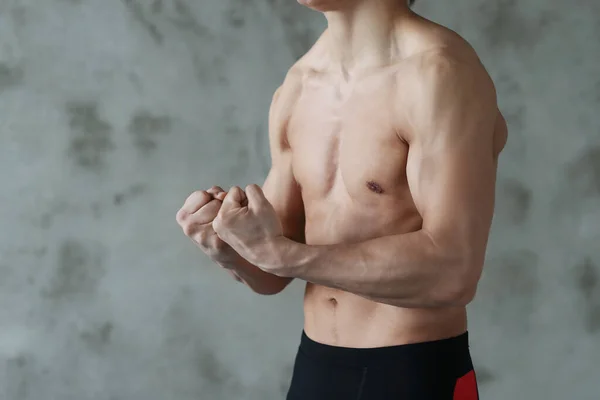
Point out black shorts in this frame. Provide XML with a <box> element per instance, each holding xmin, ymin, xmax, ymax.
<box><xmin>286</xmin><ymin>331</ymin><xmax>479</xmax><ymax>400</ymax></box>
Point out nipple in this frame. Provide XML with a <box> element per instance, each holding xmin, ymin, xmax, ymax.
<box><xmin>366</xmin><ymin>181</ymin><xmax>384</xmax><ymax>194</ymax></box>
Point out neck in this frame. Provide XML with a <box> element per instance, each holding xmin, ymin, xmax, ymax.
<box><xmin>322</xmin><ymin>0</ymin><xmax>411</xmax><ymax>72</ymax></box>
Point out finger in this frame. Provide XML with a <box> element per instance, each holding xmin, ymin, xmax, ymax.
<box><xmin>214</xmin><ymin>191</ymin><xmax>227</xmax><ymax>202</ymax></box>
<box><xmin>180</xmin><ymin>191</ymin><xmax>212</xmax><ymax>214</ymax></box>
<box><xmin>192</xmin><ymin>199</ymin><xmax>222</xmax><ymax>224</ymax></box>
<box><xmin>221</xmin><ymin>186</ymin><xmax>246</xmax><ymax>212</ymax></box>
<box><xmin>206</xmin><ymin>186</ymin><xmax>225</xmax><ymax>197</ymax></box>
<box><xmin>245</xmin><ymin>184</ymin><xmax>269</xmax><ymax>211</ymax></box>
<box><xmin>176</xmin><ymin>208</ymin><xmax>188</xmax><ymax>225</ymax></box>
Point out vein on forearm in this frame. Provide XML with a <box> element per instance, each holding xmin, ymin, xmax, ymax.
<box><xmin>282</xmin><ymin>230</ymin><xmax>471</xmax><ymax>308</ymax></box>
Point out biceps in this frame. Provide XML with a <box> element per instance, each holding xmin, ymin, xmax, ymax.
<box><xmin>407</xmin><ymin>144</ymin><xmax>496</xmax><ymax>251</ymax></box>
<box><xmin>262</xmin><ymin>157</ymin><xmax>305</xmax><ymax>241</ymax></box>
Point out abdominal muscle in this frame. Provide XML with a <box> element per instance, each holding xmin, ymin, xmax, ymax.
<box><xmin>300</xmin><ymin>199</ymin><xmax>468</xmax><ymax>349</ymax></box>
<box><xmin>303</xmin><ymin>285</ymin><xmax>468</xmax><ymax>348</ymax></box>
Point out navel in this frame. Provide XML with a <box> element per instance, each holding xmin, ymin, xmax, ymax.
<box><xmin>366</xmin><ymin>180</ymin><xmax>384</xmax><ymax>194</ymax></box>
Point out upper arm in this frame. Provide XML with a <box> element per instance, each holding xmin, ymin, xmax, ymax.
<box><xmin>405</xmin><ymin>52</ymin><xmax>500</xmax><ymax>271</ymax></box>
<box><xmin>262</xmin><ymin>82</ymin><xmax>305</xmax><ymax>243</ymax></box>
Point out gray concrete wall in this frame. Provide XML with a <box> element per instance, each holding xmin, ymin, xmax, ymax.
<box><xmin>0</xmin><ymin>0</ymin><xmax>598</xmax><ymax>399</ymax></box>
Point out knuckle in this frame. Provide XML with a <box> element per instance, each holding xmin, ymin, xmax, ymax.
<box><xmin>196</xmin><ymin>202</ymin><xmax>218</xmax><ymax>220</ymax></box>
<box><xmin>192</xmin><ymin>190</ymin><xmax>210</xmax><ymax>203</ymax></box>
<box><xmin>182</xmin><ymin>223</ymin><xmax>196</xmax><ymax>237</ymax></box>
<box><xmin>176</xmin><ymin>209</ymin><xmax>187</xmax><ymax>224</ymax></box>
<box><xmin>215</xmin><ymin>191</ymin><xmax>227</xmax><ymax>201</ymax></box>
<box><xmin>212</xmin><ymin>216</ymin><xmax>223</xmax><ymax>231</ymax></box>
<box><xmin>189</xmin><ymin>190</ymin><xmax>203</xmax><ymax>199</ymax></box>
<box><xmin>210</xmin><ymin>198</ymin><xmax>223</xmax><ymax>210</ymax></box>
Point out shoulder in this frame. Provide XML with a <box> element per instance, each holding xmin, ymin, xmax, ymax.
<box><xmin>272</xmin><ymin>32</ymin><xmax>329</xmax><ymax>107</ymax></box>
<box><xmin>399</xmin><ymin>43</ymin><xmax>497</xmax><ymax>123</ymax></box>
<box><xmin>268</xmin><ymin>63</ymin><xmax>308</xmax><ymax>149</ymax></box>
<box><xmin>269</xmin><ymin>65</ymin><xmax>305</xmax><ymax>127</ymax></box>
<box><xmin>269</xmin><ymin>39</ymin><xmax>327</xmax><ymax>123</ymax></box>
<box><xmin>407</xmin><ymin>50</ymin><xmax>497</xmax><ymax>129</ymax></box>
<box><xmin>399</xmin><ymin>24</ymin><xmax>496</xmax><ymax>106</ymax></box>
<box><xmin>394</xmin><ymin>30</ymin><xmax>499</xmax><ymax>141</ymax></box>
<box><xmin>271</xmin><ymin>66</ymin><xmax>304</xmax><ymax>111</ymax></box>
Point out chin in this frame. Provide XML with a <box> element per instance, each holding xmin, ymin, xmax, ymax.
<box><xmin>297</xmin><ymin>0</ymin><xmax>349</xmax><ymax>12</ymax></box>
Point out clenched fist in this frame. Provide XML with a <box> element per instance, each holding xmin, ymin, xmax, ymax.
<box><xmin>176</xmin><ymin>186</ymin><xmax>236</xmax><ymax>264</ymax></box>
<box><xmin>212</xmin><ymin>185</ymin><xmax>284</xmax><ymax>268</ymax></box>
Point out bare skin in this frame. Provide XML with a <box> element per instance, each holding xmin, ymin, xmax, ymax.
<box><xmin>177</xmin><ymin>0</ymin><xmax>507</xmax><ymax>349</ymax></box>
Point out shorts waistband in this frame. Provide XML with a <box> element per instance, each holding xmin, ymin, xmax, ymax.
<box><xmin>299</xmin><ymin>330</ymin><xmax>473</xmax><ymax>370</ymax></box>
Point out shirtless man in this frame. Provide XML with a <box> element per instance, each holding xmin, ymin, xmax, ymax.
<box><xmin>176</xmin><ymin>0</ymin><xmax>507</xmax><ymax>398</ymax></box>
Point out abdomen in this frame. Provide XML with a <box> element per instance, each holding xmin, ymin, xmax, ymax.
<box><xmin>303</xmin><ymin>283</ymin><xmax>468</xmax><ymax>348</ymax></box>
<box><xmin>301</xmin><ymin>198</ymin><xmax>467</xmax><ymax>348</ymax></box>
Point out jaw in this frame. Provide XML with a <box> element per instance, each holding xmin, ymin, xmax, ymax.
<box><xmin>297</xmin><ymin>0</ymin><xmax>360</xmax><ymax>13</ymax></box>
<box><xmin>297</xmin><ymin>0</ymin><xmax>408</xmax><ymax>14</ymax></box>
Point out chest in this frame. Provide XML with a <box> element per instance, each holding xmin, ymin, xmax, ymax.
<box><xmin>287</xmin><ymin>80</ymin><xmax>409</xmax><ymax>200</ymax></box>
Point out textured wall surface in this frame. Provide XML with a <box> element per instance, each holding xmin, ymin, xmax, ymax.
<box><xmin>0</xmin><ymin>0</ymin><xmax>598</xmax><ymax>399</ymax></box>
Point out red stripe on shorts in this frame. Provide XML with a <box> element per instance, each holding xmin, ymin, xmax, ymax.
<box><xmin>453</xmin><ymin>370</ymin><xmax>478</xmax><ymax>400</ymax></box>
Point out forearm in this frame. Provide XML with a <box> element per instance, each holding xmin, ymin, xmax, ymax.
<box><xmin>275</xmin><ymin>230</ymin><xmax>478</xmax><ymax>308</ymax></box>
<box><xmin>218</xmin><ymin>253</ymin><xmax>292</xmax><ymax>295</ymax></box>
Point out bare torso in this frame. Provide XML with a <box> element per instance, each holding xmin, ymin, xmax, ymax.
<box><xmin>282</xmin><ymin>17</ymin><xmax>507</xmax><ymax>348</ymax></box>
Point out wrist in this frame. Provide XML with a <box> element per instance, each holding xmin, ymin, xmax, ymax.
<box><xmin>264</xmin><ymin>236</ymin><xmax>309</xmax><ymax>278</ymax></box>
<box><xmin>212</xmin><ymin>246</ymin><xmax>243</xmax><ymax>268</ymax></box>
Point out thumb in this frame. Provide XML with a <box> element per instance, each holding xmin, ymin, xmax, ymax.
<box><xmin>245</xmin><ymin>184</ymin><xmax>269</xmax><ymax>211</ymax></box>
<box><xmin>221</xmin><ymin>186</ymin><xmax>247</xmax><ymax>212</ymax></box>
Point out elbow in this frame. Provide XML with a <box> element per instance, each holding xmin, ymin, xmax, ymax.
<box><xmin>231</xmin><ymin>274</ymin><xmax>284</xmax><ymax>296</ymax></box>
<box><xmin>253</xmin><ymin>287</ymin><xmax>285</xmax><ymax>296</ymax></box>
<box><xmin>444</xmin><ymin>280</ymin><xmax>477</xmax><ymax>307</ymax></box>
<box><xmin>438</xmin><ymin>258</ymin><xmax>482</xmax><ymax>307</ymax></box>
<box><xmin>250</xmin><ymin>278</ymin><xmax>293</xmax><ymax>296</ymax></box>
<box><xmin>425</xmin><ymin>231</ymin><xmax>484</xmax><ymax>307</ymax></box>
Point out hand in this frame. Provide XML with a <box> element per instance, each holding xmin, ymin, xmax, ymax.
<box><xmin>213</xmin><ymin>185</ymin><xmax>284</xmax><ymax>268</ymax></box>
<box><xmin>176</xmin><ymin>186</ymin><xmax>237</xmax><ymax>264</ymax></box>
